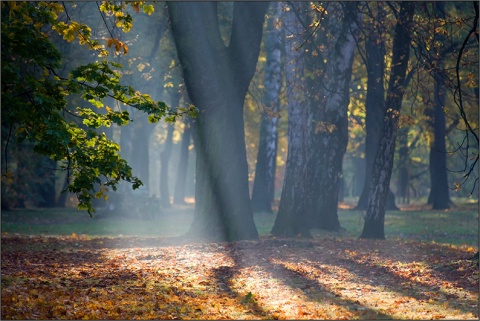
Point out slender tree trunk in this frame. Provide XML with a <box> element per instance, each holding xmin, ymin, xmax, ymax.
<box><xmin>251</xmin><ymin>3</ymin><xmax>282</xmax><ymax>213</ymax></box>
<box><xmin>173</xmin><ymin>118</ymin><xmax>192</xmax><ymax>205</ymax></box>
<box><xmin>361</xmin><ymin>2</ymin><xmax>415</xmax><ymax>240</ymax></box>
<box><xmin>168</xmin><ymin>2</ymin><xmax>268</xmax><ymax>241</ymax></box>
<box><xmin>397</xmin><ymin>133</ymin><xmax>410</xmax><ymax>205</ymax></box>
<box><xmin>159</xmin><ymin>124</ymin><xmax>174</xmax><ymax>207</ymax></box>
<box><xmin>427</xmin><ymin>2</ymin><xmax>451</xmax><ymax>210</ymax></box>
<box><xmin>307</xmin><ymin>2</ymin><xmax>361</xmax><ymax>231</ymax></box>
<box><xmin>130</xmin><ymin>120</ymin><xmax>155</xmax><ymax>192</ymax></box>
<box><xmin>56</xmin><ymin>170</ymin><xmax>69</xmax><ymax>207</ymax></box>
<box><xmin>356</xmin><ymin>2</ymin><xmax>398</xmax><ymax>211</ymax></box>
<box><xmin>36</xmin><ymin>157</ymin><xmax>57</xmax><ymax>207</ymax></box>
<box><xmin>271</xmin><ymin>2</ymin><xmax>311</xmax><ymax>237</ymax></box>
<box><xmin>159</xmin><ymin>90</ymin><xmax>181</xmax><ymax>207</ymax></box>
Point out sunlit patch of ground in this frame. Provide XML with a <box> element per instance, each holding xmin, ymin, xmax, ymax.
<box><xmin>1</xmin><ymin>235</ymin><xmax>478</xmax><ymax>319</ymax></box>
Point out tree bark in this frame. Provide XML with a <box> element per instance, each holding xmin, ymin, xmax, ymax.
<box><xmin>427</xmin><ymin>2</ymin><xmax>451</xmax><ymax>210</ymax></box>
<box><xmin>251</xmin><ymin>3</ymin><xmax>282</xmax><ymax>213</ymax></box>
<box><xmin>173</xmin><ymin>118</ymin><xmax>192</xmax><ymax>205</ymax></box>
<box><xmin>271</xmin><ymin>2</ymin><xmax>311</xmax><ymax>237</ymax></box>
<box><xmin>397</xmin><ymin>132</ymin><xmax>410</xmax><ymax>205</ymax></box>
<box><xmin>307</xmin><ymin>2</ymin><xmax>361</xmax><ymax>231</ymax></box>
<box><xmin>159</xmin><ymin>124</ymin><xmax>174</xmax><ymax>208</ymax></box>
<box><xmin>168</xmin><ymin>2</ymin><xmax>268</xmax><ymax>241</ymax></box>
<box><xmin>361</xmin><ymin>2</ymin><xmax>415</xmax><ymax>240</ymax></box>
<box><xmin>159</xmin><ymin>90</ymin><xmax>181</xmax><ymax>208</ymax></box>
<box><xmin>356</xmin><ymin>2</ymin><xmax>398</xmax><ymax>211</ymax></box>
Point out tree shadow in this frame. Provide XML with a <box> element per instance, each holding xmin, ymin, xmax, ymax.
<box><xmin>210</xmin><ymin>265</ymin><xmax>275</xmax><ymax>319</ymax></box>
<box><xmin>210</xmin><ymin>241</ymin><xmax>395</xmax><ymax>319</ymax></box>
<box><xmin>333</xmin><ymin>256</ymin><xmax>478</xmax><ymax>316</ymax></box>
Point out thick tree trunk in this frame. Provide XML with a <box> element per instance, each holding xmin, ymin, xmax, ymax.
<box><xmin>427</xmin><ymin>74</ymin><xmax>451</xmax><ymax>209</ymax></box>
<box><xmin>307</xmin><ymin>2</ymin><xmax>361</xmax><ymax>231</ymax></box>
<box><xmin>271</xmin><ymin>2</ymin><xmax>311</xmax><ymax>237</ymax></box>
<box><xmin>361</xmin><ymin>2</ymin><xmax>415</xmax><ymax>240</ymax></box>
<box><xmin>356</xmin><ymin>2</ymin><xmax>398</xmax><ymax>211</ymax></box>
<box><xmin>427</xmin><ymin>2</ymin><xmax>451</xmax><ymax>210</ymax></box>
<box><xmin>251</xmin><ymin>3</ymin><xmax>282</xmax><ymax>213</ymax></box>
<box><xmin>173</xmin><ymin>118</ymin><xmax>192</xmax><ymax>205</ymax></box>
<box><xmin>168</xmin><ymin>2</ymin><xmax>268</xmax><ymax>241</ymax></box>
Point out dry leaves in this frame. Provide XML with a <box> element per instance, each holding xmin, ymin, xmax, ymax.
<box><xmin>1</xmin><ymin>235</ymin><xmax>478</xmax><ymax>319</ymax></box>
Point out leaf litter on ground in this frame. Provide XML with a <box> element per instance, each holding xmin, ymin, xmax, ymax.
<box><xmin>1</xmin><ymin>234</ymin><xmax>478</xmax><ymax>319</ymax></box>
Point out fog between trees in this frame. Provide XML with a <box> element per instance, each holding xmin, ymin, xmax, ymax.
<box><xmin>2</xmin><ymin>2</ymin><xmax>478</xmax><ymax>241</ymax></box>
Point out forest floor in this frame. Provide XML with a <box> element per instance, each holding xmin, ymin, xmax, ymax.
<box><xmin>2</xmin><ymin>233</ymin><xmax>478</xmax><ymax>319</ymax></box>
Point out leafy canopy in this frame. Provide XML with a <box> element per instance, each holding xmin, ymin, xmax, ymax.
<box><xmin>1</xmin><ymin>1</ymin><xmax>197</xmax><ymax>214</ymax></box>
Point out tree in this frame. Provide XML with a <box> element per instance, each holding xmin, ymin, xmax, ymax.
<box><xmin>272</xmin><ymin>2</ymin><xmax>361</xmax><ymax>236</ymax></box>
<box><xmin>159</xmin><ymin>89</ymin><xmax>182</xmax><ymax>208</ymax></box>
<box><xmin>1</xmin><ymin>2</ymin><xmax>192</xmax><ymax>214</ymax></box>
<box><xmin>360</xmin><ymin>1</ymin><xmax>415</xmax><ymax>239</ymax></box>
<box><xmin>426</xmin><ymin>3</ymin><xmax>451</xmax><ymax>209</ymax></box>
<box><xmin>271</xmin><ymin>2</ymin><xmax>311</xmax><ymax>237</ymax></box>
<box><xmin>306</xmin><ymin>2</ymin><xmax>362</xmax><ymax>231</ymax></box>
<box><xmin>173</xmin><ymin>117</ymin><xmax>193</xmax><ymax>205</ymax></box>
<box><xmin>451</xmin><ymin>1</ymin><xmax>479</xmax><ymax>194</ymax></box>
<box><xmin>355</xmin><ymin>2</ymin><xmax>398</xmax><ymax>211</ymax></box>
<box><xmin>167</xmin><ymin>2</ymin><xmax>269</xmax><ymax>241</ymax></box>
<box><xmin>251</xmin><ymin>3</ymin><xmax>283</xmax><ymax>214</ymax></box>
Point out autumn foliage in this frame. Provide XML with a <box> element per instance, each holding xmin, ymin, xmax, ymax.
<box><xmin>1</xmin><ymin>234</ymin><xmax>478</xmax><ymax>319</ymax></box>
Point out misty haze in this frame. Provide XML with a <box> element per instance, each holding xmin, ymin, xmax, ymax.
<box><xmin>1</xmin><ymin>2</ymin><xmax>478</xmax><ymax>319</ymax></box>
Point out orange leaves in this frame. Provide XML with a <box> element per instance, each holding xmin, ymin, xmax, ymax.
<box><xmin>1</xmin><ymin>235</ymin><xmax>478</xmax><ymax>320</ymax></box>
<box><xmin>106</xmin><ymin>37</ymin><xmax>128</xmax><ymax>55</ymax></box>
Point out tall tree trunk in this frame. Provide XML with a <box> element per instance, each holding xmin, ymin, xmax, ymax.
<box><xmin>36</xmin><ymin>158</ymin><xmax>57</xmax><ymax>207</ymax></box>
<box><xmin>361</xmin><ymin>2</ymin><xmax>415</xmax><ymax>240</ymax></box>
<box><xmin>130</xmin><ymin>120</ymin><xmax>155</xmax><ymax>192</ymax></box>
<box><xmin>271</xmin><ymin>2</ymin><xmax>311</xmax><ymax>237</ymax></box>
<box><xmin>173</xmin><ymin>118</ymin><xmax>192</xmax><ymax>205</ymax></box>
<box><xmin>168</xmin><ymin>2</ymin><xmax>268</xmax><ymax>241</ymax></box>
<box><xmin>427</xmin><ymin>1</ymin><xmax>451</xmax><ymax>210</ymax></box>
<box><xmin>397</xmin><ymin>132</ymin><xmax>410</xmax><ymax>205</ymax></box>
<box><xmin>356</xmin><ymin>2</ymin><xmax>398</xmax><ymax>211</ymax></box>
<box><xmin>159</xmin><ymin>90</ymin><xmax>181</xmax><ymax>207</ymax></box>
<box><xmin>251</xmin><ymin>3</ymin><xmax>282</xmax><ymax>213</ymax></box>
<box><xmin>307</xmin><ymin>2</ymin><xmax>361</xmax><ymax>231</ymax></box>
<box><xmin>56</xmin><ymin>170</ymin><xmax>69</xmax><ymax>207</ymax></box>
<box><xmin>160</xmin><ymin>124</ymin><xmax>174</xmax><ymax>207</ymax></box>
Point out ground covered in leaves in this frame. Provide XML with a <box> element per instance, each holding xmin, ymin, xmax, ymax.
<box><xmin>1</xmin><ymin>234</ymin><xmax>478</xmax><ymax>319</ymax></box>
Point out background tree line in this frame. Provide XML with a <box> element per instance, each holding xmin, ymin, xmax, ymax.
<box><xmin>2</xmin><ymin>1</ymin><xmax>478</xmax><ymax>241</ymax></box>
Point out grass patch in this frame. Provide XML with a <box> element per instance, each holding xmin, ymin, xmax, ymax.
<box><xmin>338</xmin><ymin>209</ymin><xmax>478</xmax><ymax>246</ymax></box>
<box><xmin>2</xmin><ymin>203</ymin><xmax>478</xmax><ymax>247</ymax></box>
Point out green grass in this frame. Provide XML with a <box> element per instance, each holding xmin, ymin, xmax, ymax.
<box><xmin>1</xmin><ymin>204</ymin><xmax>478</xmax><ymax>247</ymax></box>
<box><xmin>1</xmin><ymin>206</ymin><xmax>193</xmax><ymax>237</ymax></box>
<box><xmin>337</xmin><ymin>209</ymin><xmax>478</xmax><ymax>246</ymax></box>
